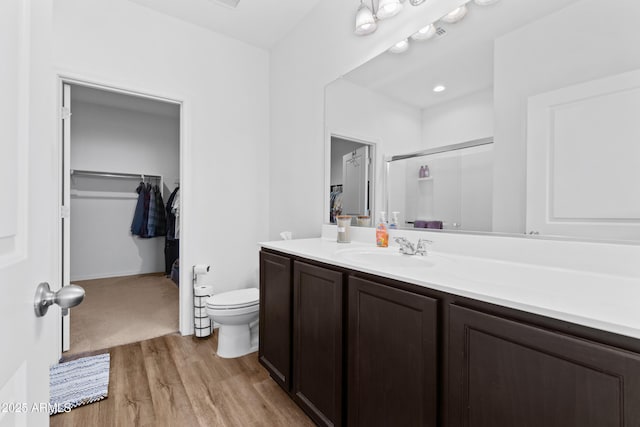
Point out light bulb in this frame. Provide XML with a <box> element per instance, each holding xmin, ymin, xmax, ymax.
<box><xmin>433</xmin><ymin>85</ymin><xmax>446</xmax><ymax>93</ymax></box>
<box><xmin>440</xmin><ymin>5</ymin><xmax>468</xmax><ymax>23</ymax></box>
<box><xmin>354</xmin><ymin>2</ymin><xmax>377</xmax><ymax>35</ymax></box>
<box><xmin>377</xmin><ymin>0</ymin><xmax>403</xmax><ymax>19</ymax></box>
<box><xmin>388</xmin><ymin>39</ymin><xmax>409</xmax><ymax>54</ymax></box>
<box><xmin>411</xmin><ymin>24</ymin><xmax>436</xmax><ymax>41</ymax></box>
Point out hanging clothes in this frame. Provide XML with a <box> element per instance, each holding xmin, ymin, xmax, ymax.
<box><xmin>171</xmin><ymin>188</ymin><xmax>180</xmax><ymax>240</ymax></box>
<box><xmin>131</xmin><ymin>182</ymin><xmax>147</xmax><ymax>235</ymax></box>
<box><xmin>165</xmin><ymin>186</ymin><xmax>179</xmax><ymax>241</ymax></box>
<box><xmin>153</xmin><ymin>185</ymin><xmax>167</xmax><ymax>237</ymax></box>
<box><xmin>164</xmin><ymin>186</ymin><xmax>180</xmax><ymax>275</ymax></box>
<box><xmin>131</xmin><ymin>182</ymin><xmax>167</xmax><ymax>238</ymax></box>
<box><xmin>147</xmin><ymin>183</ymin><xmax>157</xmax><ymax>237</ymax></box>
<box><xmin>140</xmin><ymin>183</ymin><xmax>152</xmax><ymax>237</ymax></box>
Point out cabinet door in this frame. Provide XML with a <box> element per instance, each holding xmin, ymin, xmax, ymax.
<box><xmin>293</xmin><ymin>261</ymin><xmax>344</xmax><ymax>427</ymax></box>
<box><xmin>259</xmin><ymin>251</ymin><xmax>292</xmax><ymax>391</ymax></box>
<box><xmin>448</xmin><ymin>305</ymin><xmax>640</xmax><ymax>427</ymax></box>
<box><xmin>348</xmin><ymin>276</ymin><xmax>438</xmax><ymax>427</ymax></box>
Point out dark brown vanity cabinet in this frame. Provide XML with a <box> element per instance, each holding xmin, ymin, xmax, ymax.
<box><xmin>260</xmin><ymin>249</ymin><xmax>640</xmax><ymax>427</ymax></box>
<box><xmin>448</xmin><ymin>305</ymin><xmax>640</xmax><ymax>427</ymax></box>
<box><xmin>259</xmin><ymin>251</ymin><xmax>293</xmax><ymax>391</ymax></box>
<box><xmin>348</xmin><ymin>276</ymin><xmax>438</xmax><ymax>427</ymax></box>
<box><xmin>293</xmin><ymin>261</ymin><xmax>344</xmax><ymax>427</ymax></box>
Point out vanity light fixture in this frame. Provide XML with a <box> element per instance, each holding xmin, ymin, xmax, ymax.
<box><xmin>410</xmin><ymin>23</ymin><xmax>436</xmax><ymax>41</ymax></box>
<box><xmin>389</xmin><ymin>39</ymin><xmax>410</xmax><ymax>53</ymax></box>
<box><xmin>354</xmin><ymin>0</ymin><xmax>427</xmax><ymax>36</ymax></box>
<box><xmin>377</xmin><ymin>0</ymin><xmax>403</xmax><ymax>19</ymax></box>
<box><xmin>440</xmin><ymin>4</ymin><xmax>468</xmax><ymax>23</ymax></box>
<box><xmin>433</xmin><ymin>84</ymin><xmax>446</xmax><ymax>93</ymax></box>
<box><xmin>354</xmin><ymin>0</ymin><xmax>377</xmax><ymax>35</ymax></box>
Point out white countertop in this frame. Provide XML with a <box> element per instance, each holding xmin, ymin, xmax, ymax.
<box><xmin>260</xmin><ymin>237</ymin><xmax>640</xmax><ymax>340</ymax></box>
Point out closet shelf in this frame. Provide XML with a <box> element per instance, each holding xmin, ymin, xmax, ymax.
<box><xmin>70</xmin><ymin>190</ymin><xmax>138</xmax><ymax>200</ymax></box>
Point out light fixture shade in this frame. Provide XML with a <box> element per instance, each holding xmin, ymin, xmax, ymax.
<box><xmin>411</xmin><ymin>24</ymin><xmax>436</xmax><ymax>41</ymax></box>
<box><xmin>433</xmin><ymin>84</ymin><xmax>446</xmax><ymax>93</ymax></box>
<box><xmin>354</xmin><ymin>2</ymin><xmax>377</xmax><ymax>35</ymax></box>
<box><xmin>377</xmin><ymin>0</ymin><xmax>402</xmax><ymax>19</ymax></box>
<box><xmin>388</xmin><ymin>39</ymin><xmax>409</xmax><ymax>54</ymax></box>
<box><xmin>440</xmin><ymin>5</ymin><xmax>468</xmax><ymax>23</ymax></box>
<box><xmin>474</xmin><ymin>0</ymin><xmax>500</xmax><ymax>5</ymax></box>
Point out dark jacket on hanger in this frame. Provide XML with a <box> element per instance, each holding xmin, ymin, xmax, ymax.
<box><xmin>165</xmin><ymin>186</ymin><xmax>180</xmax><ymax>241</ymax></box>
<box><xmin>131</xmin><ymin>182</ymin><xmax>147</xmax><ymax>235</ymax></box>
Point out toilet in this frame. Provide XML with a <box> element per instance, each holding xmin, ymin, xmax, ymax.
<box><xmin>206</xmin><ymin>287</ymin><xmax>260</xmax><ymax>358</ymax></box>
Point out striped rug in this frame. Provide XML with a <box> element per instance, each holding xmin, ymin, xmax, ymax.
<box><xmin>49</xmin><ymin>353</ymin><xmax>111</xmax><ymax>415</ymax></box>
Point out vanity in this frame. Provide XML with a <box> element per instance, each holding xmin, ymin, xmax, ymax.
<box><xmin>258</xmin><ymin>229</ymin><xmax>640</xmax><ymax>427</ymax></box>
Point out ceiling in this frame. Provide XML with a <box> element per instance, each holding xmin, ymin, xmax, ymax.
<box><xmin>344</xmin><ymin>0</ymin><xmax>583</xmax><ymax>110</ymax></box>
<box><xmin>128</xmin><ymin>0</ymin><xmax>323</xmax><ymax>49</ymax></box>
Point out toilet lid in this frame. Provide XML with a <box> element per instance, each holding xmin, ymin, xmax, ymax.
<box><xmin>207</xmin><ymin>288</ymin><xmax>259</xmax><ymax>309</ymax></box>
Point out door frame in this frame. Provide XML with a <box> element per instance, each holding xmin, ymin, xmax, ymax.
<box><xmin>325</xmin><ymin>132</ymin><xmax>377</xmax><ymax>224</ymax></box>
<box><xmin>55</xmin><ymin>74</ymin><xmax>189</xmax><ymax>358</ymax></box>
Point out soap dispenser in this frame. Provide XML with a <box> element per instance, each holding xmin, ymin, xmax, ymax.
<box><xmin>376</xmin><ymin>212</ymin><xmax>389</xmax><ymax>247</ymax></box>
<box><xmin>389</xmin><ymin>211</ymin><xmax>400</xmax><ymax>229</ymax></box>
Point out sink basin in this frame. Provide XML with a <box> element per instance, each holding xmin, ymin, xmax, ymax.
<box><xmin>334</xmin><ymin>247</ymin><xmax>439</xmax><ymax>269</ymax></box>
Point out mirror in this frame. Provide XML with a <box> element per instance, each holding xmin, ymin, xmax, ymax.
<box><xmin>386</xmin><ymin>138</ymin><xmax>493</xmax><ymax>232</ymax></box>
<box><xmin>325</xmin><ymin>0</ymin><xmax>640</xmax><ymax>242</ymax></box>
<box><xmin>329</xmin><ymin>136</ymin><xmax>374</xmax><ymax>225</ymax></box>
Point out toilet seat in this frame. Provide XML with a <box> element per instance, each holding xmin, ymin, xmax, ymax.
<box><xmin>207</xmin><ymin>288</ymin><xmax>259</xmax><ymax>310</ymax></box>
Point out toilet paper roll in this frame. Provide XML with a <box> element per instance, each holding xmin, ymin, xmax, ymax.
<box><xmin>194</xmin><ymin>285</ymin><xmax>214</xmax><ymax>297</ymax></box>
<box><xmin>194</xmin><ymin>306</ymin><xmax>208</xmax><ymax>318</ymax></box>
<box><xmin>194</xmin><ymin>317</ymin><xmax>211</xmax><ymax>329</ymax></box>
<box><xmin>193</xmin><ymin>264</ymin><xmax>210</xmax><ymax>275</ymax></box>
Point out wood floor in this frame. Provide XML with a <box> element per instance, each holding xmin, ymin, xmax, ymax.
<box><xmin>51</xmin><ymin>333</ymin><xmax>314</xmax><ymax>427</ymax></box>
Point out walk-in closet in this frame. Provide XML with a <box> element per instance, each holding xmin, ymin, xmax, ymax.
<box><xmin>64</xmin><ymin>83</ymin><xmax>181</xmax><ymax>355</ymax></box>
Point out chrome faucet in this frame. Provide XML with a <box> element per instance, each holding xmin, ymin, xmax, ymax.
<box><xmin>394</xmin><ymin>237</ymin><xmax>432</xmax><ymax>256</ymax></box>
<box><xmin>415</xmin><ymin>238</ymin><xmax>432</xmax><ymax>256</ymax></box>
<box><xmin>395</xmin><ymin>237</ymin><xmax>416</xmax><ymax>255</ymax></box>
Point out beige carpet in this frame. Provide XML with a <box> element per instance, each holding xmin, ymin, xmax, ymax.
<box><xmin>68</xmin><ymin>273</ymin><xmax>179</xmax><ymax>356</ymax></box>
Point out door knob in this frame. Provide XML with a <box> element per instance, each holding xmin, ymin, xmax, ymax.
<box><xmin>34</xmin><ymin>282</ymin><xmax>85</xmax><ymax>317</ymax></box>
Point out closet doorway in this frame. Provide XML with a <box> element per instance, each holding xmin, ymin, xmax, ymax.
<box><xmin>60</xmin><ymin>81</ymin><xmax>182</xmax><ymax>356</ymax></box>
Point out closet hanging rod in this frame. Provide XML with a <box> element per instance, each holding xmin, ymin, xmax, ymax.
<box><xmin>70</xmin><ymin>169</ymin><xmax>162</xmax><ymax>180</ymax></box>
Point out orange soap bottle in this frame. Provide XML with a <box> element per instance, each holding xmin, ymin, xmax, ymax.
<box><xmin>376</xmin><ymin>212</ymin><xmax>389</xmax><ymax>248</ymax></box>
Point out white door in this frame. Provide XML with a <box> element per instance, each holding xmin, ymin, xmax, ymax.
<box><xmin>526</xmin><ymin>69</ymin><xmax>640</xmax><ymax>240</ymax></box>
<box><xmin>342</xmin><ymin>146</ymin><xmax>370</xmax><ymax>216</ymax></box>
<box><xmin>0</xmin><ymin>1</ymin><xmax>59</xmax><ymax>426</ymax></box>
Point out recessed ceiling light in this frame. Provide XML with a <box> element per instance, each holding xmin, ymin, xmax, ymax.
<box><xmin>388</xmin><ymin>39</ymin><xmax>409</xmax><ymax>54</ymax></box>
<box><xmin>433</xmin><ymin>85</ymin><xmax>446</xmax><ymax>93</ymax></box>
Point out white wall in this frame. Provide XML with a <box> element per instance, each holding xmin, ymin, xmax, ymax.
<box><xmin>53</xmin><ymin>0</ymin><xmax>270</xmax><ymax>333</ymax></box>
<box><xmin>325</xmin><ymin>78</ymin><xmax>423</xmax><ymax>221</ymax></box>
<box><xmin>270</xmin><ymin>0</ymin><xmax>466</xmax><ymax>240</ymax></box>
<box><xmin>493</xmin><ymin>0</ymin><xmax>640</xmax><ymax>233</ymax></box>
<box><xmin>421</xmin><ymin>88</ymin><xmax>493</xmax><ymax>148</ymax></box>
<box><xmin>69</xmin><ymin>100</ymin><xmax>179</xmax><ymax>280</ymax></box>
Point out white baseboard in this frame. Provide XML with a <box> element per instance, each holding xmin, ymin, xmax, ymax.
<box><xmin>70</xmin><ymin>270</ymin><xmax>164</xmax><ymax>282</ymax></box>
